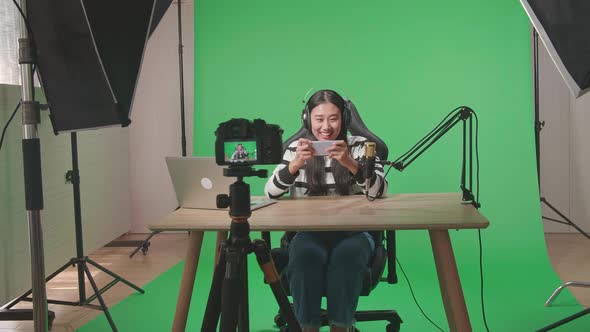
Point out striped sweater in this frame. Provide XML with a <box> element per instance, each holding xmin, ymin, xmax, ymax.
<box><xmin>264</xmin><ymin>135</ymin><xmax>388</xmax><ymax>199</ymax></box>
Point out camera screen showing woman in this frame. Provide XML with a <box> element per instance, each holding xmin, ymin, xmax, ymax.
<box><xmin>230</xmin><ymin>143</ymin><xmax>249</xmax><ymax>161</ymax></box>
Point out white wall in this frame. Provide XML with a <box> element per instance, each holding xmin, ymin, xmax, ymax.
<box><xmin>569</xmin><ymin>91</ymin><xmax>590</xmax><ymax>232</ymax></box>
<box><xmin>539</xmin><ymin>40</ymin><xmax>590</xmax><ymax>233</ymax></box>
<box><xmin>0</xmin><ymin>85</ymin><xmax>131</xmax><ymax>304</ymax></box>
<box><xmin>129</xmin><ymin>1</ymin><xmax>194</xmax><ymax>233</ymax></box>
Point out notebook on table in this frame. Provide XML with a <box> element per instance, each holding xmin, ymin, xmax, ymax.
<box><xmin>165</xmin><ymin>156</ymin><xmax>276</xmax><ymax>210</ymax></box>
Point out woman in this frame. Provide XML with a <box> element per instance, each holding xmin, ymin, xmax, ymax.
<box><xmin>264</xmin><ymin>89</ymin><xmax>387</xmax><ymax>332</ymax></box>
<box><xmin>230</xmin><ymin>143</ymin><xmax>249</xmax><ymax>161</ymax></box>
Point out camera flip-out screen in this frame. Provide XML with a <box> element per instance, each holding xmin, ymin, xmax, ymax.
<box><xmin>224</xmin><ymin>140</ymin><xmax>257</xmax><ymax>164</ymax></box>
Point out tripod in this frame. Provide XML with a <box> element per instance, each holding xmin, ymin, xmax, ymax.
<box><xmin>532</xmin><ymin>30</ymin><xmax>590</xmax><ymax>331</ymax></box>
<box><xmin>200</xmin><ymin>165</ymin><xmax>301</xmax><ymax>332</ymax></box>
<box><xmin>1</xmin><ymin>133</ymin><xmax>144</xmax><ymax>332</ymax></box>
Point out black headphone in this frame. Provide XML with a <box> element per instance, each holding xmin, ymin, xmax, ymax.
<box><xmin>301</xmin><ymin>97</ymin><xmax>352</xmax><ymax>131</ymax></box>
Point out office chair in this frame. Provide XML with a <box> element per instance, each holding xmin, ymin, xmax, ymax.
<box><xmin>261</xmin><ymin>99</ymin><xmax>403</xmax><ymax>332</ymax></box>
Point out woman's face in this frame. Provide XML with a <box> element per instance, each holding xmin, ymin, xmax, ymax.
<box><xmin>310</xmin><ymin>102</ymin><xmax>342</xmax><ymax>141</ymax></box>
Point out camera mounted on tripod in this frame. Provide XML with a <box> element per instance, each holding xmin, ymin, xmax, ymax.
<box><xmin>202</xmin><ymin>119</ymin><xmax>301</xmax><ymax>332</ymax></box>
<box><xmin>214</xmin><ymin>118</ymin><xmax>283</xmax><ymax>218</ymax></box>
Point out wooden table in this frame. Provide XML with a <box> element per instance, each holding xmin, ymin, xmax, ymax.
<box><xmin>149</xmin><ymin>193</ymin><xmax>489</xmax><ymax>332</ymax></box>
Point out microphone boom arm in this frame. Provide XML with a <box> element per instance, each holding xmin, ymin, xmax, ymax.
<box><xmin>388</xmin><ymin>106</ymin><xmax>480</xmax><ymax>208</ymax></box>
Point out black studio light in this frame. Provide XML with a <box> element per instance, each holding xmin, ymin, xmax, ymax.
<box><xmin>521</xmin><ymin>0</ymin><xmax>590</xmax><ymax>98</ymax></box>
<box><xmin>520</xmin><ymin>1</ymin><xmax>590</xmax><ymax>331</ymax></box>
<box><xmin>0</xmin><ymin>1</ymin><xmax>174</xmax><ymax>331</ymax></box>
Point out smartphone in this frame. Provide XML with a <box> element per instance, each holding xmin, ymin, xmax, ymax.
<box><xmin>310</xmin><ymin>140</ymin><xmax>338</xmax><ymax>156</ymax></box>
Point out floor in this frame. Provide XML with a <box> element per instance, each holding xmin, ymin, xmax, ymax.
<box><xmin>0</xmin><ymin>233</ymin><xmax>588</xmax><ymax>332</ymax></box>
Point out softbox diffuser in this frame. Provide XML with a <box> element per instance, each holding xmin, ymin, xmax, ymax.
<box><xmin>26</xmin><ymin>0</ymin><xmax>157</xmax><ymax>133</ymax></box>
<box><xmin>150</xmin><ymin>0</ymin><xmax>173</xmax><ymax>36</ymax></box>
<box><xmin>520</xmin><ymin>0</ymin><xmax>590</xmax><ymax>98</ymax></box>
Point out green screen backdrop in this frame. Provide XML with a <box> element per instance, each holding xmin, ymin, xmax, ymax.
<box><xmin>80</xmin><ymin>0</ymin><xmax>590</xmax><ymax>331</ymax></box>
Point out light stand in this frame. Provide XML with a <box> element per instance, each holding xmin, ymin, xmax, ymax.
<box><xmin>2</xmin><ymin>133</ymin><xmax>146</xmax><ymax>332</ymax></box>
<box><xmin>127</xmin><ymin>0</ymin><xmax>188</xmax><ymax>258</ymax></box>
<box><xmin>532</xmin><ymin>29</ymin><xmax>590</xmax><ymax>240</ymax></box>
<box><xmin>386</xmin><ymin>106</ymin><xmax>480</xmax><ymax>209</ymax></box>
<box><xmin>533</xmin><ymin>29</ymin><xmax>590</xmax><ymax>331</ymax></box>
<box><xmin>177</xmin><ymin>0</ymin><xmax>187</xmax><ymax>157</ymax></box>
<box><xmin>200</xmin><ymin>165</ymin><xmax>301</xmax><ymax>332</ymax></box>
<box><xmin>0</xmin><ymin>2</ymin><xmax>49</xmax><ymax>331</ymax></box>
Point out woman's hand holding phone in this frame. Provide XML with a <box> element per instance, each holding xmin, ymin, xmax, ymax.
<box><xmin>289</xmin><ymin>138</ymin><xmax>314</xmax><ymax>174</ymax></box>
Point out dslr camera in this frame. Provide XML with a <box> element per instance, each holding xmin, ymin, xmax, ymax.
<box><xmin>215</xmin><ymin>118</ymin><xmax>283</xmax><ymax>166</ymax></box>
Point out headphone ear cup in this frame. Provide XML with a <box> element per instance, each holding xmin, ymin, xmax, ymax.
<box><xmin>302</xmin><ymin>106</ymin><xmax>310</xmax><ymax>130</ymax></box>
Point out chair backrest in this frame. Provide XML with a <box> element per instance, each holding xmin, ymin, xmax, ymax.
<box><xmin>283</xmin><ymin>99</ymin><xmax>389</xmax><ymax>160</ymax></box>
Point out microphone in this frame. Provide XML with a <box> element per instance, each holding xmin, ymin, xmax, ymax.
<box><xmin>364</xmin><ymin>142</ymin><xmax>376</xmax><ymax>193</ymax></box>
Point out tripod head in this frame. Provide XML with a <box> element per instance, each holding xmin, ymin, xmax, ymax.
<box><xmin>216</xmin><ymin>165</ymin><xmax>268</xmax><ymax>221</ymax></box>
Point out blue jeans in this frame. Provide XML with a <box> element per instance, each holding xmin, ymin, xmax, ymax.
<box><xmin>286</xmin><ymin>232</ymin><xmax>374</xmax><ymax>329</ymax></box>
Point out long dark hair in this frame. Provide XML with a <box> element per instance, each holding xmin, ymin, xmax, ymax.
<box><xmin>304</xmin><ymin>90</ymin><xmax>352</xmax><ymax>196</ymax></box>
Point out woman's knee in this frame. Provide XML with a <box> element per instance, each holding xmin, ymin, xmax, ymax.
<box><xmin>288</xmin><ymin>234</ymin><xmax>329</xmax><ymax>268</ymax></box>
<box><xmin>329</xmin><ymin>236</ymin><xmax>372</xmax><ymax>269</ymax></box>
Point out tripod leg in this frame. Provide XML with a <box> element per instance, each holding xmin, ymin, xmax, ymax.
<box><xmin>2</xmin><ymin>259</ymin><xmax>76</xmax><ymax>309</ymax></box>
<box><xmin>201</xmin><ymin>242</ymin><xmax>228</xmax><ymax>331</ymax></box>
<box><xmin>238</xmin><ymin>258</ymin><xmax>249</xmax><ymax>332</ymax></box>
<box><xmin>215</xmin><ymin>231</ymin><xmax>228</xmax><ymax>269</ymax></box>
<box><xmin>252</xmin><ymin>240</ymin><xmax>301</xmax><ymax>332</ymax></box>
<box><xmin>129</xmin><ymin>231</ymin><xmax>160</xmax><ymax>258</ymax></box>
<box><xmin>541</xmin><ymin>198</ymin><xmax>590</xmax><ymax>240</ymax></box>
<box><xmin>82</xmin><ymin>263</ymin><xmax>118</xmax><ymax>332</ymax></box>
<box><xmin>86</xmin><ymin>258</ymin><xmax>144</xmax><ymax>293</ymax></box>
<box><xmin>537</xmin><ymin>307</ymin><xmax>590</xmax><ymax>332</ymax></box>
<box><xmin>220</xmin><ymin>245</ymin><xmax>244</xmax><ymax>332</ymax></box>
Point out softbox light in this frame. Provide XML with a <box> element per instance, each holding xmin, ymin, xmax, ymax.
<box><xmin>520</xmin><ymin>0</ymin><xmax>590</xmax><ymax>98</ymax></box>
<box><xmin>26</xmin><ymin>0</ymin><xmax>162</xmax><ymax>133</ymax></box>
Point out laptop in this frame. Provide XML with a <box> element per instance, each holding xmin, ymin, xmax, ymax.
<box><xmin>165</xmin><ymin>156</ymin><xmax>276</xmax><ymax>210</ymax></box>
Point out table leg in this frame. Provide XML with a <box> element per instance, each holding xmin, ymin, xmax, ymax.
<box><xmin>215</xmin><ymin>231</ymin><xmax>228</xmax><ymax>267</ymax></box>
<box><xmin>172</xmin><ymin>231</ymin><xmax>204</xmax><ymax>332</ymax></box>
<box><xmin>429</xmin><ymin>230</ymin><xmax>472</xmax><ymax>332</ymax></box>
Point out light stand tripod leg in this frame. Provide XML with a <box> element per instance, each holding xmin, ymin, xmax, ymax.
<box><xmin>86</xmin><ymin>258</ymin><xmax>144</xmax><ymax>294</ymax></box>
<box><xmin>2</xmin><ymin>259</ymin><xmax>76</xmax><ymax>309</ymax></box>
<box><xmin>128</xmin><ymin>231</ymin><xmax>160</xmax><ymax>258</ymax></box>
<box><xmin>540</xmin><ymin>198</ymin><xmax>590</xmax><ymax>310</ymax></box>
<box><xmin>541</xmin><ymin>198</ymin><xmax>590</xmax><ymax>240</ymax></box>
<box><xmin>537</xmin><ymin>307</ymin><xmax>590</xmax><ymax>332</ymax></box>
<box><xmin>81</xmin><ymin>263</ymin><xmax>118</xmax><ymax>332</ymax></box>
